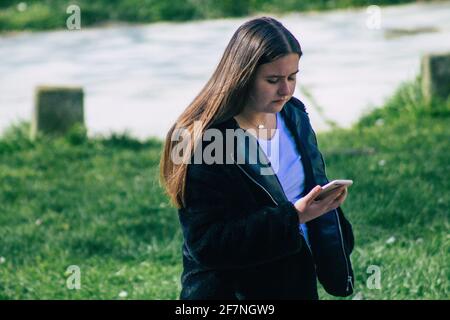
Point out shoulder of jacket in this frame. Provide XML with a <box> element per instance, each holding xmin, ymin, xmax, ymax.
<box><xmin>287</xmin><ymin>96</ymin><xmax>307</xmax><ymax>113</ymax></box>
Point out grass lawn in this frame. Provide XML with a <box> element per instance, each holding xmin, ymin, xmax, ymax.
<box><xmin>0</xmin><ymin>78</ymin><xmax>448</xmax><ymax>299</ymax></box>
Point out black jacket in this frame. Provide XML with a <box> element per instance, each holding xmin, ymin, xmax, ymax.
<box><xmin>178</xmin><ymin>97</ymin><xmax>355</xmax><ymax>300</ymax></box>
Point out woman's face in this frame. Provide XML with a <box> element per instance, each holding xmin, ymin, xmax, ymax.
<box><xmin>246</xmin><ymin>53</ymin><xmax>300</xmax><ymax>114</ymax></box>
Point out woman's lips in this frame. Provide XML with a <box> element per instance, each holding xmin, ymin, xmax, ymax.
<box><xmin>273</xmin><ymin>97</ymin><xmax>289</xmax><ymax>102</ymax></box>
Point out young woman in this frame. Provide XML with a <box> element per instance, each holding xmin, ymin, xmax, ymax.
<box><xmin>160</xmin><ymin>17</ymin><xmax>355</xmax><ymax>300</ymax></box>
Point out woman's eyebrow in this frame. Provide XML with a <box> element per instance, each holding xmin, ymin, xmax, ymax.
<box><xmin>265</xmin><ymin>70</ymin><xmax>299</xmax><ymax>78</ymax></box>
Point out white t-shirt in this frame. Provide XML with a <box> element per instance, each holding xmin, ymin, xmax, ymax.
<box><xmin>257</xmin><ymin>113</ymin><xmax>310</xmax><ymax>246</ymax></box>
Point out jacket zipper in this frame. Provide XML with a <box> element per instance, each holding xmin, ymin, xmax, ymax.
<box><xmin>233</xmin><ymin>159</ymin><xmax>313</xmax><ymax>255</ymax></box>
<box><xmin>233</xmin><ymin>159</ymin><xmax>278</xmax><ymax>206</ymax></box>
<box><xmin>334</xmin><ymin>209</ymin><xmax>354</xmax><ymax>292</ymax></box>
<box><xmin>272</xmin><ymin>110</ymin><xmax>352</xmax><ymax>292</ymax></box>
<box><xmin>315</xmin><ymin>147</ymin><xmax>353</xmax><ymax>292</ymax></box>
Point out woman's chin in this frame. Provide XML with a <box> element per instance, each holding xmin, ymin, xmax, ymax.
<box><xmin>272</xmin><ymin>100</ymin><xmax>287</xmax><ymax>110</ymax></box>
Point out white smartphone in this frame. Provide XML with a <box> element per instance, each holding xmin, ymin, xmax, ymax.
<box><xmin>315</xmin><ymin>180</ymin><xmax>353</xmax><ymax>201</ymax></box>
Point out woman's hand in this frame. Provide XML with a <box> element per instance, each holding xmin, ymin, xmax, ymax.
<box><xmin>294</xmin><ymin>185</ymin><xmax>348</xmax><ymax>224</ymax></box>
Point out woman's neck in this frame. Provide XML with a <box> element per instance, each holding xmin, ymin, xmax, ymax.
<box><xmin>235</xmin><ymin>110</ymin><xmax>276</xmax><ymax>130</ymax></box>
<box><xmin>233</xmin><ymin>110</ymin><xmax>278</xmax><ymax>140</ymax></box>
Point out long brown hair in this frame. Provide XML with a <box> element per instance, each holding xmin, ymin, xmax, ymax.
<box><xmin>159</xmin><ymin>16</ymin><xmax>303</xmax><ymax>209</ymax></box>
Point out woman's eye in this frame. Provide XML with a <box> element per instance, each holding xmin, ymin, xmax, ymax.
<box><xmin>267</xmin><ymin>78</ymin><xmax>296</xmax><ymax>84</ymax></box>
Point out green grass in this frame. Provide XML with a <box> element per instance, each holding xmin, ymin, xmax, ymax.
<box><xmin>0</xmin><ymin>0</ymin><xmax>418</xmax><ymax>33</ymax></box>
<box><xmin>315</xmin><ymin>76</ymin><xmax>449</xmax><ymax>299</ymax></box>
<box><xmin>317</xmin><ymin>91</ymin><xmax>450</xmax><ymax>299</ymax></box>
<box><xmin>0</xmin><ymin>128</ymin><xmax>182</xmax><ymax>299</ymax></box>
<box><xmin>0</xmin><ymin>78</ymin><xmax>449</xmax><ymax>299</ymax></box>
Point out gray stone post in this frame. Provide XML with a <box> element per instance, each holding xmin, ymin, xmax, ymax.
<box><xmin>31</xmin><ymin>86</ymin><xmax>85</xmax><ymax>139</ymax></box>
<box><xmin>421</xmin><ymin>52</ymin><xmax>450</xmax><ymax>103</ymax></box>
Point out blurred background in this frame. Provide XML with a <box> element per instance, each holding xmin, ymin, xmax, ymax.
<box><xmin>0</xmin><ymin>0</ymin><xmax>448</xmax><ymax>300</ymax></box>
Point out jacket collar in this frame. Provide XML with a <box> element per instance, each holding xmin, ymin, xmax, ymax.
<box><xmin>228</xmin><ymin>119</ymin><xmax>288</xmax><ymax>205</ymax></box>
<box><xmin>216</xmin><ymin>98</ymin><xmax>313</xmax><ymax>205</ymax></box>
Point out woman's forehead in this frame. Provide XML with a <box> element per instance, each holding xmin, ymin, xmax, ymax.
<box><xmin>258</xmin><ymin>54</ymin><xmax>300</xmax><ymax>77</ymax></box>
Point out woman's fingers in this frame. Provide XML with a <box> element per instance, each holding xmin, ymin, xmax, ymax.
<box><xmin>319</xmin><ymin>186</ymin><xmax>344</xmax><ymax>207</ymax></box>
<box><xmin>306</xmin><ymin>185</ymin><xmax>322</xmax><ymax>204</ymax></box>
<box><xmin>337</xmin><ymin>187</ymin><xmax>348</xmax><ymax>202</ymax></box>
<box><xmin>328</xmin><ymin>188</ymin><xmax>348</xmax><ymax>210</ymax></box>
<box><xmin>320</xmin><ymin>185</ymin><xmax>345</xmax><ymax>202</ymax></box>
<box><xmin>297</xmin><ymin>186</ymin><xmax>349</xmax><ymax>223</ymax></box>
<box><xmin>320</xmin><ymin>187</ymin><xmax>346</xmax><ymax>210</ymax></box>
<box><xmin>294</xmin><ymin>186</ymin><xmax>322</xmax><ymax>216</ymax></box>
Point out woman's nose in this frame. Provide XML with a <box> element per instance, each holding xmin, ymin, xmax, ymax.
<box><xmin>278</xmin><ymin>80</ymin><xmax>290</xmax><ymax>95</ymax></box>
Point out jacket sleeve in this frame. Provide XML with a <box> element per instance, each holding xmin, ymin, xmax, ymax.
<box><xmin>178</xmin><ymin>162</ymin><xmax>303</xmax><ymax>270</ymax></box>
